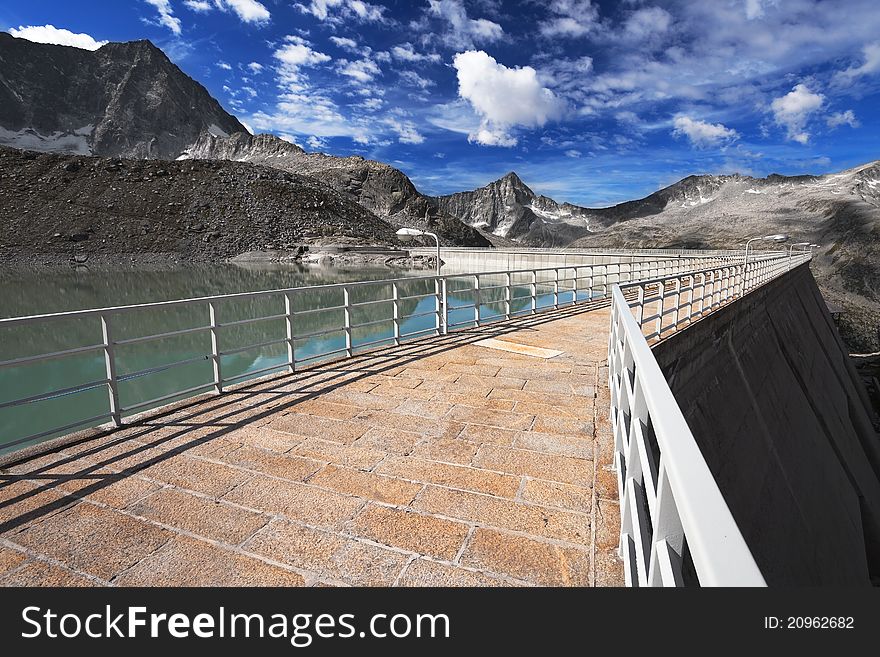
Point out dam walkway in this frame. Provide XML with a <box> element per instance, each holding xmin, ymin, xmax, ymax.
<box><xmin>0</xmin><ymin>301</ymin><xmax>620</xmax><ymax>586</ymax></box>
<box><xmin>0</xmin><ymin>248</ymin><xmax>822</xmax><ymax>587</ymax></box>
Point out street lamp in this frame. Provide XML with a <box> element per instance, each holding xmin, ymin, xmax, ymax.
<box><xmin>788</xmin><ymin>242</ymin><xmax>810</xmax><ymax>269</ymax></box>
<box><xmin>396</xmin><ymin>227</ymin><xmax>441</xmax><ymax>274</ymax></box>
<box><xmin>744</xmin><ymin>234</ymin><xmax>788</xmax><ymax>268</ymax></box>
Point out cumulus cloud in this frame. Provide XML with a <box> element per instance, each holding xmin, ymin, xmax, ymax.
<box><xmin>399</xmin><ymin>70</ymin><xmax>435</xmax><ymax>89</ymax></box>
<box><xmin>540</xmin><ymin>0</ymin><xmax>600</xmax><ymax>39</ymax></box>
<box><xmin>770</xmin><ymin>83</ymin><xmax>824</xmax><ymax>143</ymax></box>
<box><xmin>217</xmin><ymin>61</ymin><xmax>232</xmax><ymax>70</ymax></box>
<box><xmin>386</xmin><ymin>118</ymin><xmax>425</xmax><ymax>144</ymax></box>
<box><xmin>744</xmin><ymin>0</ymin><xmax>777</xmax><ymax>20</ymax></box>
<box><xmin>7</xmin><ymin>24</ymin><xmax>108</xmax><ymax>50</ymax></box>
<box><xmin>622</xmin><ymin>7</ymin><xmax>672</xmax><ymax>41</ymax></box>
<box><xmin>833</xmin><ymin>42</ymin><xmax>880</xmax><ymax>86</ymax></box>
<box><xmin>565</xmin><ymin>149</ymin><xmax>582</xmax><ymax>158</ymax></box>
<box><xmin>297</xmin><ymin>0</ymin><xmax>387</xmax><ymax>23</ymax></box>
<box><xmin>391</xmin><ymin>42</ymin><xmax>441</xmax><ymax>63</ymax></box>
<box><xmin>672</xmin><ymin>116</ymin><xmax>739</xmax><ymax>147</ymax></box>
<box><xmin>273</xmin><ymin>36</ymin><xmax>331</xmax><ymax>91</ymax></box>
<box><xmin>338</xmin><ymin>58</ymin><xmax>381</xmax><ymax>84</ymax></box>
<box><xmin>248</xmin><ymin>61</ymin><xmax>264</xmax><ymax>73</ymax></box>
<box><xmin>826</xmin><ymin>109</ymin><xmax>859</xmax><ymax>129</ymax></box>
<box><xmin>453</xmin><ymin>50</ymin><xmax>565</xmax><ymax>147</ymax></box>
<box><xmin>428</xmin><ymin>0</ymin><xmax>503</xmax><ymax>49</ymax></box>
<box><xmin>182</xmin><ymin>0</ymin><xmax>270</xmax><ymax>23</ymax></box>
<box><xmin>329</xmin><ymin>36</ymin><xmax>359</xmax><ymax>51</ymax></box>
<box><xmin>144</xmin><ymin>0</ymin><xmax>182</xmax><ymax>35</ymax></box>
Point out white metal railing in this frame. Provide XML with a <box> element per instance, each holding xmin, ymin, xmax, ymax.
<box><xmin>0</xmin><ymin>252</ymin><xmax>763</xmax><ymax>453</ymax></box>
<box><xmin>608</xmin><ymin>252</ymin><xmax>812</xmax><ymax>586</ymax></box>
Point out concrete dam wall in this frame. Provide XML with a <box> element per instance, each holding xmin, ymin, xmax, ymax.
<box><xmin>653</xmin><ymin>264</ymin><xmax>880</xmax><ymax>585</ymax></box>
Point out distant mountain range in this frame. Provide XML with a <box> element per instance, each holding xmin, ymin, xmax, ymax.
<box><xmin>0</xmin><ymin>33</ymin><xmax>878</xmax><ymax>350</ymax></box>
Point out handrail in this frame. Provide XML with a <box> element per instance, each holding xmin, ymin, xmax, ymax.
<box><xmin>608</xmin><ymin>252</ymin><xmax>812</xmax><ymax>586</ymax></box>
<box><xmin>0</xmin><ymin>250</ymin><xmax>799</xmax><ymax>456</ymax></box>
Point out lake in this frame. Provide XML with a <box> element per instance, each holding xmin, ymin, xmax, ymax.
<box><xmin>0</xmin><ymin>263</ymin><xmax>588</xmax><ymax>455</ymax></box>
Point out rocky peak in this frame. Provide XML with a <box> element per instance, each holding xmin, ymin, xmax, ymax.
<box><xmin>0</xmin><ymin>34</ymin><xmax>246</xmax><ymax>158</ymax></box>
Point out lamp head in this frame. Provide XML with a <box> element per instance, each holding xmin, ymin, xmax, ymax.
<box><xmin>764</xmin><ymin>234</ymin><xmax>788</xmax><ymax>242</ymax></box>
<box><xmin>396</xmin><ymin>227</ymin><xmax>424</xmax><ymax>243</ymax></box>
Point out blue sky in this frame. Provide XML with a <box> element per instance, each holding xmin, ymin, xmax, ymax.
<box><xmin>3</xmin><ymin>1</ymin><xmax>880</xmax><ymax>206</ymax></box>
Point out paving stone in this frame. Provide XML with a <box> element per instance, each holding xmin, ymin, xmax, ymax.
<box><xmin>514</xmin><ymin>431</ymin><xmax>593</xmax><ymax>458</ymax></box>
<box><xmin>221</xmin><ymin>476</ymin><xmax>363</xmax><ymax>530</ymax></box>
<box><xmin>291</xmin><ymin>438</ymin><xmax>385</xmax><ymax>470</ymax></box>
<box><xmin>409</xmin><ymin>437</ymin><xmax>478</xmax><ymax>465</ymax></box>
<box><xmin>12</xmin><ymin>503</ymin><xmax>170</xmax><ymax>580</ymax></box>
<box><xmin>223</xmin><ymin>425</ymin><xmax>305</xmax><ymax>453</ymax></box>
<box><xmin>412</xmin><ymin>486</ymin><xmax>591</xmax><ymax>545</ymax></box>
<box><xmin>354</xmin><ymin>428</ymin><xmax>423</xmax><ymax>455</ymax></box>
<box><xmin>397</xmin><ymin>558</ymin><xmax>513</xmax><ymax>587</ymax></box>
<box><xmin>473</xmin><ymin>444</ymin><xmax>593</xmax><ymax>486</ymax></box>
<box><xmin>532</xmin><ymin>416</ymin><xmax>594</xmax><ymax>437</ymax></box>
<box><xmin>0</xmin><ymin>546</ymin><xmax>27</xmax><ymax>575</ymax></box>
<box><xmin>128</xmin><ymin>488</ymin><xmax>269</xmax><ymax>544</ymax></box>
<box><xmin>244</xmin><ymin>519</ymin><xmax>408</xmax><ymax>586</ymax></box>
<box><xmin>393</xmin><ymin>400</ymin><xmax>455</xmax><ymax>420</ymax></box>
<box><xmin>139</xmin><ymin>454</ymin><xmax>252</xmax><ymax>498</ymax></box>
<box><xmin>219</xmin><ymin>444</ymin><xmax>323</xmax><ymax>482</ymax></box>
<box><xmin>595</xmin><ymin>498</ymin><xmax>621</xmax><ymax>551</ymax></box>
<box><xmin>458</xmin><ymin>424</ymin><xmax>517</xmax><ymax>446</ymax></box>
<box><xmin>460</xmin><ymin>528</ymin><xmax>592</xmax><ymax>586</ymax></box>
<box><xmin>268</xmin><ymin>413</ymin><xmax>368</xmax><ymax>444</ymax></box>
<box><xmin>56</xmin><ymin>475</ymin><xmax>162</xmax><ymax>508</ymax></box>
<box><xmin>308</xmin><ymin>465</ymin><xmax>422</xmax><ymax>505</ymax></box>
<box><xmin>350</xmin><ymin>504</ymin><xmax>470</xmax><ymax>560</ymax></box>
<box><xmin>114</xmin><ymin>536</ymin><xmax>306</xmax><ymax>587</ymax></box>
<box><xmin>0</xmin><ymin>560</ymin><xmax>98</xmax><ymax>587</ymax></box>
<box><xmin>376</xmin><ymin>456</ymin><xmax>520</xmax><ymax>498</ymax></box>
<box><xmin>458</xmin><ymin>374</ymin><xmax>526</xmax><ymax>390</ymax></box>
<box><xmin>521</xmin><ymin>479</ymin><xmax>593</xmax><ymax>512</ymax></box>
<box><xmin>0</xmin><ymin>481</ymin><xmax>75</xmax><ymax>533</ymax></box>
<box><xmin>446</xmin><ymin>406</ymin><xmax>535</xmax><ymax>431</ymax></box>
<box><xmin>291</xmin><ymin>399</ymin><xmax>364</xmax><ymax>420</ymax></box>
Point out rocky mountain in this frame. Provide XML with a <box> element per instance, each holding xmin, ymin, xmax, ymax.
<box><xmin>435</xmin><ymin>172</ymin><xmax>594</xmax><ymax>246</ymax></box>
<box><xmin>0</xmin><ymin>145</ymin><xmax>397</xmax><ymax>267</ymax></box>
<box><xmin>570</xmin><ymin>162</ymin><xmax>880</xmax><ymax>352</ymax></box>
<box><xmin>183</xmin><ymin>132</ymin><xmax>491</xmax><ymax>247</ymax></box>
<box><xmin>0</xmin><ymin>33</ymin><xmax>245</xmax><ymax>158</ymax></box>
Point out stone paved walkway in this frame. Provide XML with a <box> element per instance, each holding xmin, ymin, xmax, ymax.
<box><xmin>0</xmin><ymin>303</ymin><xmax>623</xmax><ymax>587</ymax></box>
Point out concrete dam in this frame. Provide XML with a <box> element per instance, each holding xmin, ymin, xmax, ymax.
<box><xmin>1</xmin><ymin>248</ymin><xmax>877</xmax><ymax>586</ymax></box>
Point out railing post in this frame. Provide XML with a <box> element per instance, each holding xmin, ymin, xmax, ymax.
<box><xmin>343</xmin><ymin>286</ymin><xmax>353</xmax><ymax>357</ymax></box>
<box><xmin>504</xmin><ymin>272</ymin><xmax>511</xmax><ymax>319</ymax></box>
<box><xmin>440</xmin><ymin>278</ymin><xmax>448</xmax><ymax>335</ymax></box>
<box><xmin>474</xmin><ymin>274</ymin><xmax>481</xmax><ymax>327</ymax></box>
<box><xmin>553</xmin><ymin>269</ymin><xmax>559</xmax><ymax>309</ymax></box>
<box><xmin>284</xmin><ymin>293</ymin><xmax>295</xmax><ymax>374</ymax></box>
<box><xmin>208</xmin><ymin>301</ymin><xmax>222</xmax><ymax>394</ymax></box>
<box><xmin>391</xmin><ymin>282</ymin><xmax>401</xmax><ymax>346</ymax></box>
<box><xmin>100</xmin><ymin>313</ymin><xmax>122</xmax><ymax>427</ymax></box>
<box><xmin>530</xmin><ymin>270</ymin><xmax>537</xmax><ymax>315</ymax></box>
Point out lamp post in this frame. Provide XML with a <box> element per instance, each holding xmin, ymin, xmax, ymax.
<box><xmin>744</xmin><ymin>234</ymin><xmax>788</xmax><ymax>268</ymax></box>
<box><xmin>395</xmin><ymin>227</ymin><xmax>441</xmax><ymax>274</ymax></box>
<box><xmin>788</xmin><ymin>242</ymin><xmax>810</xmax><ymax>269</ymax></box>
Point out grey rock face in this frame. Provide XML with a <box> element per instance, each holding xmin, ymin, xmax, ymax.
<box><xmin>435</xmin><ymin>172</ymin><xmax>593</xmax><ymax>245</ymax></box>
<box><xmin>184</xmin><ymin>132</ymin><xmax>492</xmax><ymax>247</ymax></box>
<box><xmin>0</xmin><ymin>33</ymin><xmax>245</xmax><ymax>158</ymax></box>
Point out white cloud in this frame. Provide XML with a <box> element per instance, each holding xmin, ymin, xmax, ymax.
<box><xmin>834</xmin><ymin>42</ymin><xmax>880</xmax><ymax>86</ymax></box>
<box><xmin>329</xmin><ymin>36</ymin><xmax>359</xmax><ymax>51</ymax></box>
<box><xmin>540</xmin><ymin>0</ymin><xmax>599</xmax><ymax>39</ymax></box>
<box><xmin>248</xmin><ymin>61</ymin><xmax>263</xmax><ymax>73</ymax></box>
<box><xmin>338</xmin><ymin>58</ymin><xmax>381</xmax><ymax>84</ymax></box>
<box><xmin>391</xmin><ymin>42</ymin><xmax>441</xmax><ymax>63</ymax></box>
<box><xmin>672</xmin><ymin>115</ymin><xmax>739</xmax><ymax>147</ymax></box>
<box><xmin>306</xmin><ymin>135</ymin><xmax>327</xmax><ymax>150</ymax></box>
<box><xmin>453</xmin><ymin>50</ymin><xmax>565</xmax><ymax>147</ymax></box>
<box><xmin>7</xmin><ymin>24</ymin><xmax>108</xmax><ymax>50</ymax></box>
<box><xmin>217</xmin><ymin>61</ymin><xmax>232</xmax><ymax>70</ymax></box>
<box><xmin>399</xmin><ymin>70</ymin><xmax>435</xmax><ymax>89</ymax></box>
<box><xmin>386</xmin><ymin>118</ymin><xmax>425</xmax><ymax>144</ymax></box>
<box><xmin>182</xmin><ymin>0</ymin><xmax>270</xmax><ymax>23</ymax></box>
<box><xmin>565</xmin><ymin>149</ymin><xmax>582</xmax><ymax>158</ymax></box>
<box><xmin>744</xmin><ymin>0</ymin><xmax>777</xmax><ymax>20</ymax></box>
<box><xmin>183</xmin><ymin>0</ymin><xmax>213</xmax><ymax>11</ymax></box>
<box><xmin>273</xmin><ymin>35</ymin><xmax>332</xmax><ymax>91</ymax></box>
<box><xmin>144</xmin><ymin>0</ymin><xmax>182</xmax><ymax>35</ymax></box>
<box><xmin>428</xmin><ymin>0</ymin><xmax>503</xmax><ymax>49</ymax></box>
<box><xmin>770</xmin><ymin>83</ymin><xmax>824</xmax><ymax>144</ymax></box>
<box><xmin>297</xmin><ymin>0</ymin><xmax>387</xmax><ymax>23</ymax></box>
<box><xmin>826</xmin><ymin>109</ymin><xmax>859</xmax><ymax>129</ymax></box>
<box><xmin>623</xmin><ymin>7</ymin><xmax>672</xmax><ymax>41</ymax></box>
